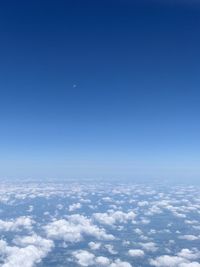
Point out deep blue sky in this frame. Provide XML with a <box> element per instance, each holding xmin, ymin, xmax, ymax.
<box><xmin>1</xmin><ymin>0</ymin><xmax>200</xmax><ymax>180</ymax></box>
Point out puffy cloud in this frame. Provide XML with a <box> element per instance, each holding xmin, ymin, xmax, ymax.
<box><xmin>150</xmin><ymin>255</ymin><xmax>188</xmax><ymax>267</ymax></box>
<box><xmin>44</xmin><ymin>214</ymin><xmax>114</xmax><ymax>243</ymax></box>
<box><xmin>14</xmin><ymin>234</ymin><xmax>54</xmax><ymax>250</ymax></box>
<box><xmin>110</xmin><ymin>259</ymin><xmax>132</xmax><ymax>267</ymax></box>
<box><xmin>72</xmin><ymin>250</ymin><xmax>132</xmax><ymax>267</ymax></box>
<box><xmin>0</xmin><ymin>235</ymin><xmax>53</xmax><ymax>267</ymax></box>
<box><xmin>128</xmin><ymin>249</ymin><xmax>144</xmax><ymax>257</ymax></box>
<box><xmin>184</xmin><ymin>220</ymin><xmax>199</xmax><ymax>225</ymax></box>
<box><xmin>150</xmin><ymin>249</ymin><xmax>200</xmax><ymax>267</ymax></box>
<box><xmin>134</xmin><ymin>228</ymin><xmax>143</xmax><ymax>235</ymax></box>
<box><xmin>1</xmin><ymin>182</ymin><xmax>200</xmax><ymax>267</ymax></box>
<box><xmin>179</xmin><ymin>235</ymin><xmax>199</xmax><ymax>241</ymax></box>
<box><xmin>69</xmin><ymin>202</ymin><xmax>82</xmax><ymax>212</ymax></box>
<box><xmin>102</xmin><ymin>197</ymin><xmax>113</xmax><ymax>203</ymax></box>
<box><xmin>140</xmin><ymin>242</ymin><xmax>158</xmax><ymax>252</ymax></box>
<box><xmin>0</xmin><ymin>217</ymin><xmax>34</xmax><ymax>232</ymax></box>
<box><xmin>177</xmin><ymin>249</ymin><xmax>200</xmax><ymax>261</ymax></box>
<box><xmin>145</xmin><ymin>205</ymin><xmax>162</xmax><ymax>216</ymax></box>
<box><xmin>88</xmin><ymin>241</ymin><xmax>101</xmax><ymax>250</ymax></box>
<box><xmin>95</xmin><ymin>256</ymin><xmax>110</xmax><ymax>265</ymax></box>
<box><xmin>93</xmin><ymin>211</ymin><xmax>136</xmax><ymax>226</ymax></box>
<box><xmin>140</xmin><ymin>218</ymin><xmax>150</xmax><ymax>224</ymax></box>
<box><xmin>104</xmin><ymin>244</ymin><xmax>118</xmax><ymax>255</ymax></box>
<box><xmin>180</xmin><ymin>263</ymin><xmax>200</xmax><ymax>267</ymax></box>
<box><xmin>72</xmin><ymin>250</ymin><xmax>95</xmax><ymax>266</ymax></box>
<box><xmin>138</xmin><ymin>201</ymin><xmax>149</xmax><ymax>207</ymax></box>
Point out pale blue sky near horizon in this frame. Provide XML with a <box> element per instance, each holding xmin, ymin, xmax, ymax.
<box><xmin>1</xmin><ymin>0</ymin><xmax>200</xmax><ymax>180</ymax></box>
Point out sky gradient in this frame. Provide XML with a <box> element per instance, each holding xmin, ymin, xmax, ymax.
<box><xmin>1</xmin><ymin>0</ymin><xmax>200</xmax><ymax>180</ymax></box>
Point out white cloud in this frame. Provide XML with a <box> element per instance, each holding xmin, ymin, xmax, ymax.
<box><xmin>104</xmin><ymin>244</ymin><xmax>118</xmax><ymax>255</ymax></box>
<box><xmin>0</xmin><ymin>217</ymin><xmax>34</xmax><ymax>232</ymax></box>
<box><xmin>72</xmin><ymin>250</ymin><xmax>95</xmax><ymax>266</ymax></box>
<box><xmin>0</xmin><ymin>235</ymin><xmax>53</xmax><ymax>267</ymax></box>
<box><xmin>134</xmin><ymin>228</ymin><xmax>143</xmax><ymax>235</ymax></box>
<box><xmin>93</xmin><ymin>211</ymin><xmax>136</xmax><ymax>226</ymax></box>
<box><xmin>150</xmin><ymin>249</ymin><xmax>200</xmax><ymax>267</ymax></box>
<box><xmin>44</xmin><ymin>214</ymin><xmax>114</xmax><ymax>243</ymax></box>
<box><xmin>110</xmin><ymin>259</ymin><xmax>132</xmax><ymax>267</ymax></box>
<box><xmin>88</xmin><ymin>241</ymin><xmax>101</xmax><ymax>250</ymax></box>
<box><xmin>69</xmin><ymin>203</ymin><xmax>82</xmax><ymax>212</ymax></box>
<box><xmin>14</xmin><ymin>234</ymin><xmax>54</xmax><ymax>250</ymax></box>
<box><xmin>128</xmin><ymin>249</ymin><xmax>144</xmax><ymax>257</ymax></box>
<box><xmin>179</xmin><ymin>235</ymin><xmax>199</xmax><ymax>241</ymax></box>
<box><xmin>177</xmin><ymin>249</ymin><xmax>200</xmax><ymax>261</ymax></box>
<box><xmin>150</xmin><ymin>255</ymin><xmax>188</xmax><ymax>267</ymax></box>
<box><xmin>179</xmin><ymin>263</ymin><xmax>200</xmax><ymax>267</ymax></box>
<box><xmin>72</xmin><ymin>250</ymin><xmax>132</xmax><ymax>267</ymax></box>
<box><xmin>140</xmin><ymin>218</ymin><xmax>150</xmax><ymax>224</ymax></box>
<box><xmin>138</xmin><ymin>201</ymin><xmax>149</xmax><ymax>207</ymax></box>
<box><xmin>95</xmin><ymin>256</ymin><xmax>110</xmax><ymax>265</ymax></box>
<box><xmin>1</xmin><ymin>182</ymin><xmax>200</xmax><ymax>267</ymax></box>
<box><xmin>140</xmin><ymin>242</ymin><xmax>158</xmax><ymax>252</ymax></box>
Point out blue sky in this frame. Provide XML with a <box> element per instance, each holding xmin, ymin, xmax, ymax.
<box><xmin>1</xmin><ymin>0</ymin><xmax>200</xmax><ymax>179</ymax></box>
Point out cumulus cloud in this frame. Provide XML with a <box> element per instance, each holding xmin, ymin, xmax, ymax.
<box><xmin>72</xmin><ymin>250</ymin><xmax>95</xmax><ymax>266</ymax></box>
<box><xmin>109</xmin><ymin>259</ymin><xmax>132</xmax><ymax>267</ymax></box>
<box><xmin>95</xmin><ymin>256</ymin><xmax>111</xmax><ymax>265</ymax></box>
<box><xmin>1</xmin><ymin>181</ymin><xmax>200</xmax><ymax>267</ymax></box>
<box><xmin>179</xmin><ymin>235</ymin><xmax>199</xmax><ymax>241</ymax></box>
<box><xmin>134</xmin><ymin>228</ymin><xmax>143</xmax><ymax>235</ymax></box>
<box><xmin>128</xmin><ymin>249</ymin><xmax>144</xmax><ymax>257</ymax></box>
<box><xmin>93</xmin><ymin>211</ymin><xmax>136</xmax><ymax>226</ymax></box>
<box><xmin>69</xmin><ymin>202</ymin><xmax>82</xmax><ymax>212</ymax></box>
<box><xmin>0</xmin><ymin>217</ymin><xmax>34</xmax><ymax>232</ymax></box>
<box><xmin>72</xmin><ymin>250</ymin><xmax>132</xmax><ymax>267</ymax></box>
<box><xmin>150</xmin><ymin>255</ymin><xmax>189</xmax><ymax>267</ymax></box>
<box><xmin>150</xmin><ymin>249</ymin><xmax>200</xmax><ymax>267</ymax></box>
<box><xmin>88</xmin><ymin>241</ymin><xmax>101</xmax><ymax>250</ymax></box>
<box><xmin>0</xmin><ymin>235</ymin><xmax>53</xmax><ymax>267</ymax></box>
<box><xmin>104</xmin><ymin>244</ymin><xmax>118</xmax><ymax>255</ymax></box>
<box><xmin>177</xmin><ymin>249</ymin><xmax>200</xmax><ymax>260</ymax></box>
<box><xmin>138</xmin><ymin>201</ymin><xmax>149</xmax><ymax>207</ymax></box>
<box><xmin>44</xmin><ymin>214</ymin><xmax>114</xmax><ymax>243</ymax></box>
<box><xmin>140</xmin><ymin>242</ymin><xmax>158</xmax><ymax>252</ymax></box>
